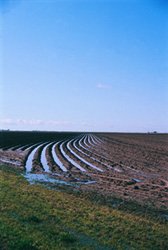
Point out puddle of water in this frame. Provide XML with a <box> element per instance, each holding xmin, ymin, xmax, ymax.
<box><xmin>23</xmin><ymin>173</ymin><xmax>96</xmax><ymax>186</ymax></box>
<box><xmin>23</xmin><ymin>173</ymin><xmax>73</xmax><ymax>186</ymax></box>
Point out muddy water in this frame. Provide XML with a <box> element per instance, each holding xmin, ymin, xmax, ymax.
<box><xmin>79</xmin><ymin>137</ymin><xmax>90</xmax><ymax>151</ymax></box>
<box><xmin>93</xmin><ymin>135</ymin><xmax>104</xmax><ymax>143</ymax></box>
<box><xmin>23</xmin><ymin>173</ymin><xmax>73</xmax><ymax>185</ymax></box>
<box><xmin>23</xmin><ymin>172</ymin><xmax>96</xmax><ymax>186</ymax></box>
<box><xmin>51</xmin><ymin>142</ymin><xmax>68</xmax><ymax>172</ymax></box>
<box><xmin>87</xmin><ymin>135</ymin><xmax>95</xmax><ymax>146</ymax></box>
<box><xmin>90</xmin><ymin>135</ymin><xmax>99</xmax><ymax>145</ymax></box>
<box><xmin>83</xmin><ymin>135</ymin><xmax>91</xmax><ymax>148</ymax></box>
<box><xmin>60</xmin><ymin>142</ymin><xmax>86</xmax><ymax>172</ymax></box>
<box><xmin>25</xmin><ymin>143</ymin><xmax>46</xmax><ymax>172</ymax></box>
<box><xmin>73</xmin><ymin>139</ymin><xmax>89</xmax><ymax>157</ymax></box>
<box><xmin>67</xmin><ymin>140</ymin><xmax>103</xmax><ymax>172</ymax></box>
<box><xmin>41</xmin><ymin>142</ymin><xmax>53</xmax><ymax>172</ymax></box>
<box><xmin>89</xmin><ymin>135</ymin><xmax>101</xmax><ymax>146</ymax></box>
<box><xmin>74</xmin><ymin>139</ymin><xmax>112</xmax><ymax>170</ymax></box>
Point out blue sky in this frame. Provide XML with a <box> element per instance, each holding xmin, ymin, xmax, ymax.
<box><xmin>0</xmin><ymin>0</ymin><xmax>167</xmax><ymax>132</ymax></box>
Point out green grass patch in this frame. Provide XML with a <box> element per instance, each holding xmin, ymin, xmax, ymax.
<box><xmin>0</xmin><ymin>164</ymin><xmax>168</xmax><ymax>250</ymax></box>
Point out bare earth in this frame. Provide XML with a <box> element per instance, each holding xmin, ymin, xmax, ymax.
<box><xmin>0</xmin><ymin>133</ymin><xmax>168</xmax><ymax>210</ymax></box>
<box><xmin>81</xmin><ymin>133</ymin><xmax>168</xmax><ymax>209</ymax></box>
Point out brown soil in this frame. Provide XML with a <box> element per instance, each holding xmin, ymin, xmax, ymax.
<box><xmin>80</xmin><ymin>133</ymin><xmax>168</xmax><ymax>209</ymax></box>
<box><xmin>0</xmin><ymin>133</ymin><xmax>168</xmax><ymax>209</ymax></box>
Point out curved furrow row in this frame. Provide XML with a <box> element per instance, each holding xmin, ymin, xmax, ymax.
<box><xmin>9</xmin><ymin>143</ymin><xmax>35</xmax><ymax>152</ymax></box>
<box><xmin>24</xmin><ymin>142</ymin><xmax>43</xmax><ymax>153</ymax></box>
<box><xmin>85</xmin><ymin>135</ymin><xmax>114</xmax><ymax>160</ymax></box>
<box><xmin>78</xmin><ymin>136</ymin><xmax>95</xmax><ymax>151</ymax></box>
<box><xmin>72</xmin><ymin>137</ymin><xmax>90</xmax><ymax>157</ymax></box>
<box><xmin>14</xmin><ymin>145</ymin><xmax>29</xmax><ymax>151</ymax></box>
<box><xmin>37</xmin><ymin>141</ymin><xmax>71</xmax><ymax>173</ymax></box>
<box><xmin>54</xmin><ymin>141</ymin><xmax>74</xmax><ymax>172</ymax></box>
<box><xmin>23</xmin><ymin>141</ymin><xmax>44</xmax><ymax>159</ymax></box>
<box><xmin>23</xmin><ymin>134</ymin><xmax>109</xmax><ymax>175</ymax></box>
<box><xmin>88</xmin><ymin>135</ymin><xmax>98</xmax><ymax>146</ymax></box>
<box><xmin>25</xmin><ymin>142</ymin><xmax>47</xmax><ymax>172</ymax></box>
<box><xmin>9</xmin><ymin>145</ymin><xmax>23</xmax><ymax>151</ymax></box>
<box><xmin>51</xmin><ymin>142</ymin><xmax>68</xmax><ymax>172</ymax></box>
<box><xmin>78</xmin><ymin>136</ymin><xmax>92</xmax><ymax>151</ymax></box>
<box><xmin>83</xmin><ymin>135</ymin><xmax>91</xmax><ymax>148</ymax></box>
<box><xmin>87</xmin><ymin>135</ymin><xmax>102</xmax><ymax>147</ymax></box>
<box><xmin>86</xmin><ymin>136</ymin><xmax>127</xmax><ymax>173</ymax></box>
<box><xmin>43</xmin><ymin>141</ymin><xmax>63</xmax><ymax>174</ymax></box>
<box><xmin>87</xmin><ymin>135</ymin><xmax>96</xmax><ymax>147</ymax></box>
<box><xmin>80</xmin><ymin>135</ymin><xmax>98</xmax><ymax>151</ymax></box>
<box><xmin>31</xmin><ymin>142</ymin><xmax>51</xmax><ymax>172</ymax></box>
<box><xmin>1</xmin><ymin>144</ymin><xmax>22</xmax><ymax>151</ymax></box>
<box><xmin>40</xmin><ymin>142</ymin><xmax>54</xmax><ymax>172</ymax></box>
<box><xmin>74</xmin><ymin>137</ymin><xmax>113</xmax><ymax>171</ymax></box>
<box><xmin>89</xmin><ymin>135</ymin><xmax>100</xmax><ymax>145</ymax></box>
<box><xmin>79</xmin><ymin>137</ymin><xmax>113</xmax><ymax>168</ymax></box>
<box><xmin>60</xmin><ymin>138</ymin><xmax>92</xmax><ymax>173</ymax></box>
<box><xmin>72</xmin><ymin>138</ymin><xmax>108</xmax><ymax>171</ymax></box>
<box><xmin>79</xmin><ymin>136</ymin><xmax>118</xmax><ymax>168</ymax></box>
<box><xmin>59</xmin><ymin>139</ymin><xmax>90</xmax><ymax>173</ymax></box>
<box><xmin>60</xmin><ymin>141</ymin><xmax>86</xmax><ymax>172</ymax></box>
<box><xmin>66</xmin><ymin>139</ymin><xmax>103</xmax><ymax>172</ymax></box>
<box><xmin>91</xmin><ymin>134</ymin><xmax>104</xmax><ymax>144</ymax></box>
<box><xmin>2</xmin><ymin>142</ymin><xmax>35</xmax><ymax>151</ymax></box>
<box><xmin>17</xmin><ymin>143</ymin><xmax>36</xmax><ymax>151</ymax></box>
<box><xmin>93</xmin><ymin>135</ymin><xmax>104</xmax><ymax>143</ymax></box>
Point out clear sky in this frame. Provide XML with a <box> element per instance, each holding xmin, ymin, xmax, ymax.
<box><xmin>0</xmin><ymin>0</ymin><xmax>167</xmax><ymax>132</ymax></box>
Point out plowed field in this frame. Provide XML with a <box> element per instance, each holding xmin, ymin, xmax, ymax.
<box><xmin>0</xmin><ymin>131</ymin><xmax>168</xmax><ymax>209</ymax></box>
